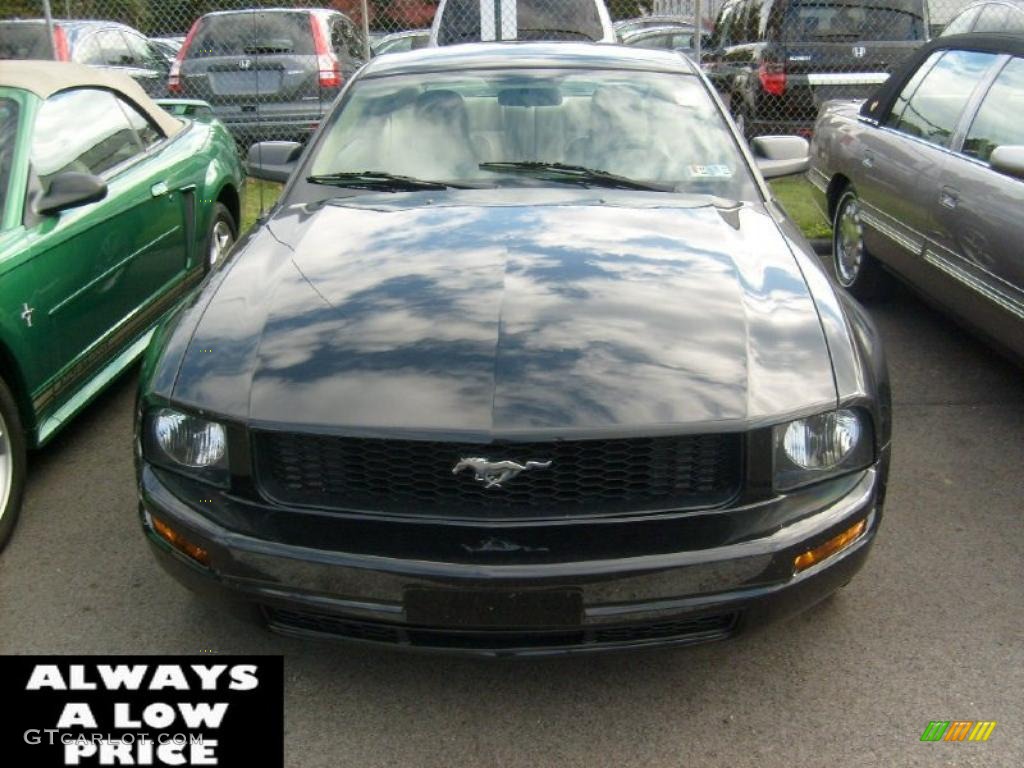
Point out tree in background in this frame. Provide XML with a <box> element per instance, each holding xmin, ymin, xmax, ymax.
<box><xmin>45</xmin><ymin>0</ymin><xmax>149</xmax><ymax>28</ymax></box>
<box><xmin>3</xmin><ymin>0</ymin><xmax>40</xmax><ymax>18</ymax></box>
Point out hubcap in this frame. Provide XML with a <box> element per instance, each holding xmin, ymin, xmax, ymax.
<box><xmin>835</xmin><ymin>196</ymin><xmax>864</xmax><ymax>286</ymax></box>
<box><xmin>208</xmin><ymin>220</ymin><xmax>234</xmax><ymax>268</ymax></box>
<box><xmin>0</xmin><ymin>415</ymin><xmax>12</xmax><ymax>521</ymax></box>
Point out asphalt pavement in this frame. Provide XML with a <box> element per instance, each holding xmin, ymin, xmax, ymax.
<box><xmin>1</xmin><ymin>270</ymin><xmax>1021</xmax><ymax>767</ymax></box>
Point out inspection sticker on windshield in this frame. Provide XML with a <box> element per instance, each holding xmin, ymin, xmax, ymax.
<box><xmin>688</xmin><ymin>165</ymin><xmax>733</xmax><ymax>179</ymax></box>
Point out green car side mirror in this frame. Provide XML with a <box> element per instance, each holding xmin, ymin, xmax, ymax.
<box><xmin>36</xmin><ymin>172</ymin><xmax>108</xmax><ymax>216</ymax></box>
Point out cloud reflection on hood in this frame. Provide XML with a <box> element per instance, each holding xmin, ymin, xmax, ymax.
<box><xmin>173</xmin><ymin>193</ymin><xmax>837</xmax><ymax>435</ymax></box>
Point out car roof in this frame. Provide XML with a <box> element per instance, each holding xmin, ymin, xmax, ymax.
<box><xmin>361</xmin><ymin>41</ymin><xmax>698</xmax><ymax>77</ymax></box>
<box><xmin>953</xmin><ymin>0</ymin><xmax>1024</xmax><ymax>23</ymax></box>
<box><xmin>0</xmin><ymin>18</ymin><xmax>136</xmax><ymax>31</ymax></box>
<box><xmin>200</xmin><ymin>7</ymin><xmax>336</xmax><ymax>18</ymax></box>
<box><xmin>380</xmin><ymin>29</ymin><xmax>430</xmax><ymax>40</ymax></box>
<box><xmin>963</xmin><ymin>0</ymin><xmax>1024</xmax><ymax>6</ymax></box>
<box><xmin>622</xmin><ymin>25</ymin><xmax>696</xmax><ymax>39</ymax></box>
<box><xmin>615</xmin><ymin>15</ymin><xmax>693</xmax><ymax>26</ymax></box>
<box><xmin>0</xmin><ymin>60</ymin><xmax>183</xmax><ymax>137</ymax></box>
<box><xmin>862</xmin><ymin>33</ymin><xmax>1024</xmax><ymax>121</ymax></box>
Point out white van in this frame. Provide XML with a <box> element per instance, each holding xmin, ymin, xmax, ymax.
<box><xmin>430</xmin><ymin>0</ymin><xmax>617</xmax><ymax>45</ymax></box>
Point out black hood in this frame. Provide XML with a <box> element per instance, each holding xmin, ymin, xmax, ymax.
<box><xmin>171</xmin><ymin>190</ymin><xmax>837</xmax><ymax>437</ymax></box>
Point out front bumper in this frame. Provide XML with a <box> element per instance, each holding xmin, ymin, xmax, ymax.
<box><xmin>139</xmin><ymin>461</ymin><xmax>884</xmax><ymax>657</ymax></box>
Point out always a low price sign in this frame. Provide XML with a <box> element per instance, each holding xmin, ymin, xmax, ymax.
<box><xmin>2</xmin><ymin>656</ymin><xmax>283</xmax><ymax>766</ymax></box>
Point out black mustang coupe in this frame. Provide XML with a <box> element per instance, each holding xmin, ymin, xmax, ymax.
<box><xmin>136</xmin><ymin>43</ymin><xmax>891</xmax><ymax>655</ymax></box>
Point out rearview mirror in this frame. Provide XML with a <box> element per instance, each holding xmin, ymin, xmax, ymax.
<box><xmin>751</xmin><ymin>135</ymin><xmax>810</xmax><ymax>179</ymax></box>
<box><xmin>247</xmin><ymin>141</ymin><xmax>303</xmax><ymax>183</ymax></box>
<box><xmin>989</xmin><ymin>145</ymin><xmax>1024</xmax><ymax>181</ymax></box>
<box><xmin>36</xmin><ymin>172</ymin><xmax>107</xmax><ymax>216</ymax></box>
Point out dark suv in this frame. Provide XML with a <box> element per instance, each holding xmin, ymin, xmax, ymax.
<box><xmin>702</xmin><ymin>0</ymin><xmax>929</xmax><ymax>137</ymax></box>
<box><xmin>169</xmin><ymin>8</ymin><xmax>367</xmax><ymax>144</ymax></box>
<box><xmin>0</xmin><ymin>19</ymin><xmax>170</xmax><ymax>97</ymax></box>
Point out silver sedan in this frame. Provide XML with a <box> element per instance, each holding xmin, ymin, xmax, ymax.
<box><xmin>809</xmin><ymin>33</ymin><xmax>1024</xmax><ymax>361</ymax></box>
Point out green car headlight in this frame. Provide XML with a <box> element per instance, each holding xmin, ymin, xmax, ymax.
<box><xmin>774</xmin><ymin>409</ymin><xmax>873</xmax><ymax>491</ymax></box>
<box><xmin>145</xmin><ymin>408</ymin><xmax>228</xmax><ymax>485</ymax></box>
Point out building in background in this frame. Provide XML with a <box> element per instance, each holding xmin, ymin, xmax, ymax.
<box><xmin>652</xmin><ymin>0</ymin><xmax>723</xmax><ymax>28</ymax></box>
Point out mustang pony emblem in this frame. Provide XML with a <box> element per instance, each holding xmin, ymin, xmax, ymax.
<box><xmin>452</xmin><ymin>458</ymin><xmax>552</xmax><ymax>489</ymax></box>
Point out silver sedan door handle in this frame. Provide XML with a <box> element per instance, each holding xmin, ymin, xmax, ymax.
<box><xmin>940</xmin><ymin>186</ymin><xmax>959</xmax><ymax>210</ymax></box>
<box><xmin>862</xmin><ymin>150</ymin><xmax>875</xmax><ymax>169</ymax></box>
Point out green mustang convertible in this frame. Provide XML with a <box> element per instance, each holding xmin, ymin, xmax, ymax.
<box><xmin>0</xmin><ymin>61</ymin><xmax>243</xmax><ymax>548</ymax></box>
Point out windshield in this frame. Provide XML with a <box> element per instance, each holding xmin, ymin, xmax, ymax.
<box><xmin>0</xmin><ymin>98</ymin><xmax>19</xmax><ymax>219</ymax></box>
<box><xmin>308</xmin><ymin>68</ymin><xmax>757</xmax><ymax>200</ymax></box>
<box><xmin>0</xmin><ymin>23</ymin><xmax>52</xmax><ymax>59</ymax></box>
<box><xmin>437</xmin><ymin>0</ymin><xmax>605</xmax><ymax>44</ymax></box>
<box><xmin>781</xmin><ymin>2</ymin><xmax>926</xmax><ymax>42</ymax></box>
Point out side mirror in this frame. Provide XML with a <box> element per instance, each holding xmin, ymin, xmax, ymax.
<box><xmin>247</xmin><ymin>141</ymin><xmax>303</xmax><ymax>183</ymax></box>
<box><xmin>751</xmin><ymin>135</ymin><xmax>810</xmax><ymax>179</ymax></box>
<box><xmin>36</xmin><ymin>172</ymin><xmax>107</xmax><ymax>215</ymax></box>
<box><xmin>989</xmin><ymin>145</ymin><xmax>1024</xmax><ymax>181</ymax></box>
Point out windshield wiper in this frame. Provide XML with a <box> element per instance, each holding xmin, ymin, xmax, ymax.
<box><xmin>306</xmin><ymin>172</ymin><xmax>468</xmax><ymax>192</ymax></box>
<box><xmin>478</xmin><ymin>161</ymin><xmax>671</xmax><ymax>192</ymax></box>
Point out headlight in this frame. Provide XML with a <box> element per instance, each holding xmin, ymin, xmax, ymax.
<box><xmin>774</xmin><ymin>409</ymin><xmax>873</xmax><ymax>491</ymax></box>
<box><xmin>144</xmin><ymin>408</ymin><xmax>229</xmax><ymax>485</ymax></box>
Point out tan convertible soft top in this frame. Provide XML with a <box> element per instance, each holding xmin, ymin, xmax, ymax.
<box><xmin>0</xmin><ymin>59</ymin><xmax>183</xmax><ymax>137</ymax></box>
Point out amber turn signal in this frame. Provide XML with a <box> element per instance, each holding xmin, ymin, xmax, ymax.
<box><xmin>151</xmin><ymin>515</ymin><xmax>210</xmax><ymax>567</ymax></box>
<box><xmin>793</xmin><ymin>519</ymin><xmax>866</xmax><ymax>573</ymax></box>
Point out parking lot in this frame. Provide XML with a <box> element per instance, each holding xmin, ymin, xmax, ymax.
<box><xmin>1</xmin><ymin>267</ymin><xmax>1020</xmax><ymax>767</ymax></box>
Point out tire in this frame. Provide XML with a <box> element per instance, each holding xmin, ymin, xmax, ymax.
<box><xmin>205</xmin><ymin>202</ymin><xmax>237</xmax><ymax>272</ymax></box>
<box><xmin>832</xmin><ymin>187</ymin><xmax>887</xmax><ymax>299</ymax></box>
<box><xmin>0</xmin><ymin>376</ymin><xmax>28</xmax><ymax>552</ymax></box>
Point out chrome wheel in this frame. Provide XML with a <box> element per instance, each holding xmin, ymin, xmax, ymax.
<box><xmin>835</xmin><ymin>194</ymin><xmax>865</xmax><ymax>287</ymax></box>
<box><xmin>0</xmin><ymin>414</ymin><xmax>12</xmax><ymax>522</ymax></box>
<box><xmin>208</xmin><ymin>219</ymin><xmax>235</xmax><ymax>269</ymax></box>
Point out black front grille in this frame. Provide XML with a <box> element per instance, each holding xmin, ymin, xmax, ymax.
<box><xmin>254</xmin><ymin>432</ymin><xmax>742</xmax><ymax>520</ymax></box>
<box><xmin>264</xmin><ymin>607</ymin><xmax>738</xmax><ymax>651</ymax></box>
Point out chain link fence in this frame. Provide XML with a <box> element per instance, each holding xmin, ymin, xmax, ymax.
<box><xmin>1</xmin><ymin>0</ymin><xmax>1019</xmax><ymax>150</ymax></box>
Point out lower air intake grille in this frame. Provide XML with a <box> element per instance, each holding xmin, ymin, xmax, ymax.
<box><xmin>264</xmin><ymin>608</ymin><xmax>738</xmax><ymax>651</ymax></box>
